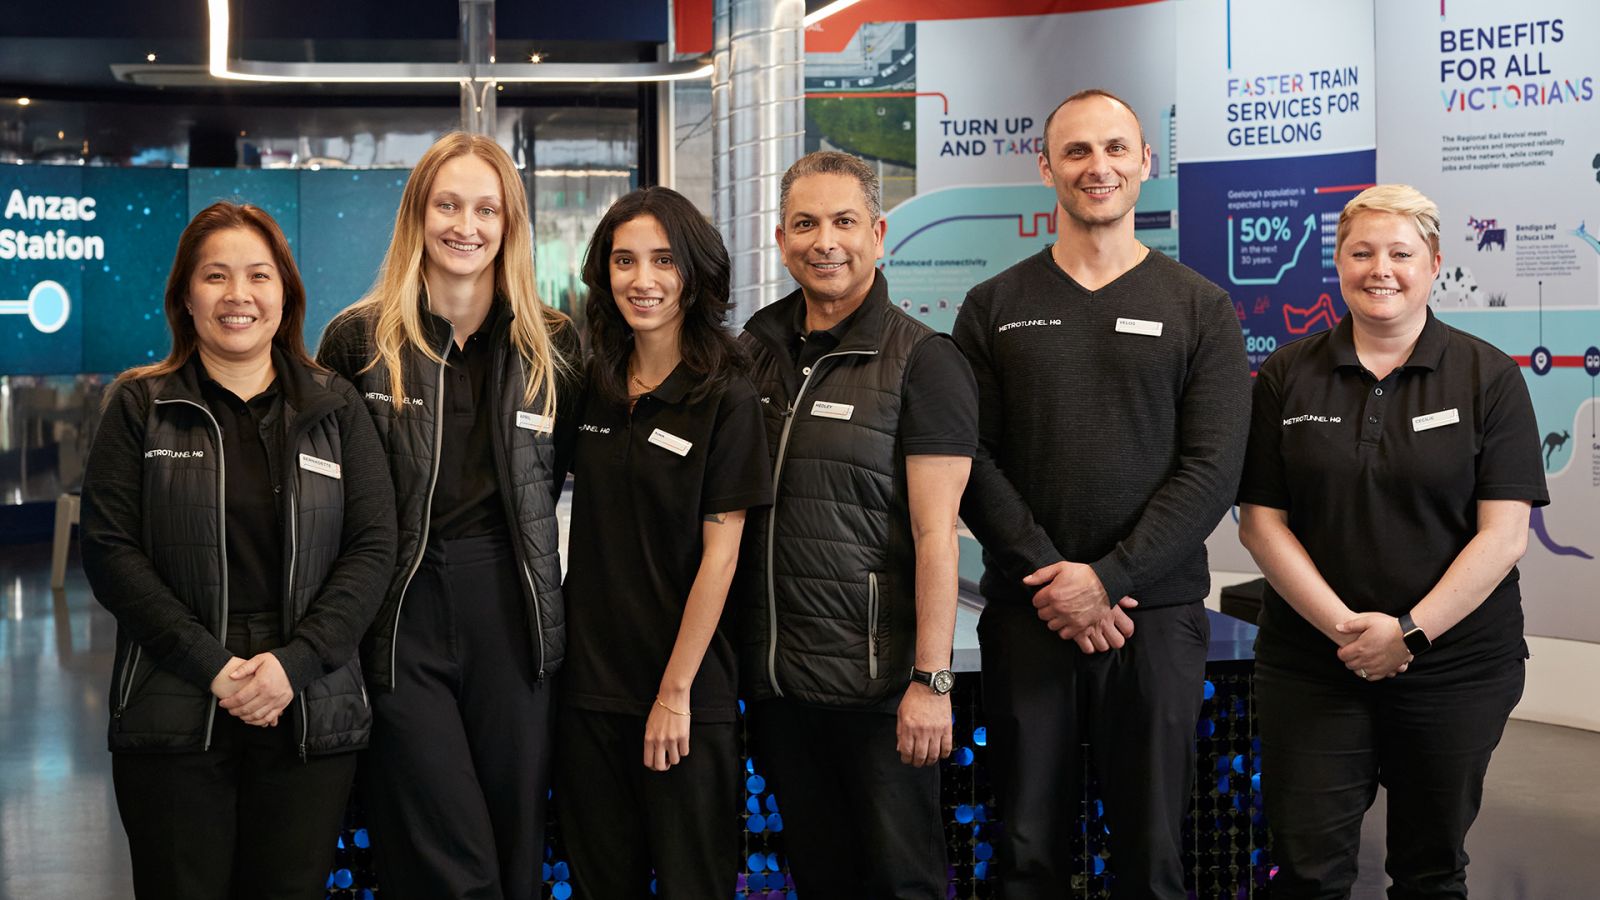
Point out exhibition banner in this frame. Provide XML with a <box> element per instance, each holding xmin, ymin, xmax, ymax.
<box><xmin>1376</xmin><ymin>0</ymin><xmax>1600</xmax><ymax>642</ymax></box>
<box><xmin>1175</xmin><ymin>0</ymin><xmax>1377</xmax><ymax>373</ymax></box>
<box><xmin>805</xmin><ymin>1</ymin><xmax>1176</xmax><ymax>333</ymax></box>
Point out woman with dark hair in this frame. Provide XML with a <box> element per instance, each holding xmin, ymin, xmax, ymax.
<box><xmin>80</xmin><ymin>201</ymin><xmax>396</xmax><ymax>899</ymax></box>
<box><xmin>556</xmin><ymin>186</ymin><xmax>770</xmax><ymax>898</ymax></box>
<box><xmin>316</xmin><ymin>132</ymin><xmax>579</xmax><ymax>898</ymax></box>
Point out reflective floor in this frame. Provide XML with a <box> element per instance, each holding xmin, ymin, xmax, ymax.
<box><xmin>2</xmin><ymin>541</ymin><xmax>1597</xmax><ymax>899</ymax></box>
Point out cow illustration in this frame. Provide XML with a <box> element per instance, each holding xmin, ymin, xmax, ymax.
<box><xmin>1477</xmin><ymin>228</ymin><xmax>1506</xmax><ymax>251</ymax></box>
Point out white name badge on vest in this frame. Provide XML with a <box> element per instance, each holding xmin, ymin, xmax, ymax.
<box><xmin>811</xmin><ymin>400</ymin><xmax>855</xmax><ymax>421</ymax></box>
<box><xmin>1114</xmin><ymin>317</ymin><xmax>1164</xmax><ymax>337</ymax></box>
<box><xmin>648</xmin><ymin>428</ymin><xmax>693</xmax><ymax>457</ymax></box>
<box><xmin>298</xmin><ymin>453</ymin><xmax>342</xmax><ymax>480</ymax></box>
<box><xmin>516</xmin><ymin>411</ymin><xmax>555</xmax><ymax>433</ymax></box>
<box><xmin>1412</xmin><ymin>408</ymin><xmax>1460</xmax><ymax>432</ymax></box>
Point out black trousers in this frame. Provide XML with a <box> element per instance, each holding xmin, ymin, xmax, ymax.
<box><xmin>362</xmin><ymin>535</ymin><xmax>555</xmax><ymax>900</ymax></box>
<box><xmin>749</xmin><ymin>698</ymin><xmax>947</xmax><ymax>899</ymax></box>
<box><xmin>554</xmin><ymin>706</ymin><xmax>740</xmax><ymax>899</ymax></box>
<box><xmin>978</xmin><ymin>600</ymin><xmax>1209</xmax><ymax>900</ymax></box>
<box><xmin>112</xmin><ymin>611</ymin><xmax>358</xmax><ymax>900</ymax></box>
<box><xmin>1256</xmin><ymin>656</ymin><xmax>1525</xmax><ymax>900</ymax></box>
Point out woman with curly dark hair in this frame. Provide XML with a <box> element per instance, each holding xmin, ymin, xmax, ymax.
<box><xmin>557</xmin><ymin>186</ymin><xmax>770</xmax><ymax>898</ymax></box>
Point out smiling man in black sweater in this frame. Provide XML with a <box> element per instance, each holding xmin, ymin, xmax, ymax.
<box><xmin>953</xmin><ymin>89</ymin><xmax>1251</xmax><ymax>899</ymax></box>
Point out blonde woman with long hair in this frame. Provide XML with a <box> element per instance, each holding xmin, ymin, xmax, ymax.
<box><xmin>318</xmin><ymin>132</ymin><xmax>579</xmax><ymax>899</ymax></box>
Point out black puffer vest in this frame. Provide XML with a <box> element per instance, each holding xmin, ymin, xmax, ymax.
<box><xmin>737</xmin><ymin>273</ymin><xmax>938</xmax><ymax>707</ymax></box>
<box><xmin>317</xmin><ymin>301</ymin><xmax>565</xmax><ymax>690</ymax></box>
<box><xmin>110</xmin><ymin>354</ymin><xmax>371</xmax><ymax>756</ymax></box>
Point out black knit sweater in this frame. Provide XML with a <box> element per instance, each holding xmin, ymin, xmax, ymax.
<box><xmin>952</xmin><ymin>248</ymin><xmax>1251</xmax><ymax>609</ymax></box>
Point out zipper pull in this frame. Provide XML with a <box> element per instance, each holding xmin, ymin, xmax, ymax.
<box><xmin>299</xmin><ymin>742</ymin><xmax>308</xmax><ymax>763</ymax></box>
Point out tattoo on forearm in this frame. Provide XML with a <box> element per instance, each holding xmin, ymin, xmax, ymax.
<box><xmin>704</xmin><ymin>512</ymin><xmax>727</xmax><ymax>524</ymax></box>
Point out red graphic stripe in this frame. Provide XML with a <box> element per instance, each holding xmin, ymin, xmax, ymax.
<box><xmin>1313</xmin><ymin>183</ymin><xmax>1376</xmax><ymax>194</ymax></box>
<box><xmin>806</xmin><ymin>0</ymin><xmax>1162</xmax><ymax>53</ymax></box>
<box><xmin>1511</xmin><ymin>356</ymin><xmax>1586</xmax><ymax>367</ymax></box>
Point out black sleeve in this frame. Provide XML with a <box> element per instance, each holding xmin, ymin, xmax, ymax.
<box><xmin>1475</xmin><ymin>361</ymin><xmax>1550</xmax><ymax>506</ymax></box>
<box><xmin>951</xmin><ymin>288</ymin><xmax>1065</xmax><ymax>581</ymax></box>
<box><xmin>271</xmin><ymin>378</ymin><xmax>399</xmax><ymax>693</ymax></box>
<box><xmin>550</xmin><ymin>320</ymin><xmax>585</xmax><ymax>495</ymax></box>
<box><xmin>1086</xmin><ymin>288</ymin><xmax>1252</xmax><ymax>603</ymax></box>
<box><xmin>315</xmin><ymin>310</ymin><xmax>368</xmax><ymax>384</ymax></box>
<box><xmin>900</xmin><ymin>334</ymin><xmax>979</xmax><ymax>457</ymax></box>
<box><xmin>702</xmin><ymin>377</ymin><xmax>773</xmax><ymax>515</ymax></box>
<box><xmin>1237</xmin><ymin>356</ymin><xmax>1290</xmax><ymax>510</ymax></box>
<box><xmin>80</xmin><ymin>381</ymin><xmax>234</xmax><ymax>690</ymax></box>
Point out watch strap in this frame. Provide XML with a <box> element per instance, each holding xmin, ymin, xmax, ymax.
<box><xmin>1398</xmin><ymin>612</ymin><xmax>1431</xmax><ymax>654</ymax></box>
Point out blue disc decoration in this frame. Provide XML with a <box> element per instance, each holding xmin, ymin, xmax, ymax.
<box><xmin>954</xmin><ymin>804</ymin><xmax>975</xmax><ymax>824</ymax></box>
<box><xmin>1203</xmin><ymin>679</ymin><xmax>1216</xmax><ymax>700</ymax></box>
<box><xmin>746</xmin><ymin>774</ymin><xmax>766</xmax><ymax>794</ymax></box>
<box><xmin>972</xmin><ymin>725</ymin><xmax>987</xmax><ymax>746</ymax></box>
<box><xmin>974</xmin><ymin>842</ymin><xmax>994</xmax><ymax>861</ymax></box>
<box><xmin>749</xmin><ymin>853</ymin><xmax>766</xmax><ymax>872</ymax></box>
<box><xmin>552</xmin><ymin>882</ymin><xmax>573</xmax><ymax>900</ymax></box>
<box><xmin>353</xmin><ymin>828</ymin><xmax>370</xmax><ymax>849</ymax></box>
<box><xmin>1530</xmin><ymin>345</ymin><xmax>1553</xmax><ymax>376</ymax></box>
<box><xmin>765</xmin><ymin>794</ymin><xmax>780</xmax><ymax>813</ymax></box>
<box><xmin>767</xmin><ymin>812</ymin><xmax>784</xmax><ymax>832</ymax></box>
<box><xmin>747</xmin><ymin>796</ymin><xmax>762</xmax><ymax>814</ymax></box>
<box><xmin>953</xmin><ymin>746</ymin><xmax>975</xmax><ymax>766</ymax></box>
<box><xmin>552</xmin><ymin>861</ymin><xmax>570</xmax><ymax>881</ymax></box>
<box><xmin>333</xmin><ymin>869</ymin><xmax>354</xmax><ymax>889</ymax></box>
<box><xmin>747</xmin><ymin>813</ymin><xmax>768</xmax><ymax>833</ymax></box>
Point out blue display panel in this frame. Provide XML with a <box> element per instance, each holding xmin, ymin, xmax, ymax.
<box><xmin>0</xmin><ymin>165</ymin><xmax>404</xmax><ymax>376</ymax></box>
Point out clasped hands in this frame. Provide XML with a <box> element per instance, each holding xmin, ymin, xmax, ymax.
<box><xmin>210</xmin><ymin>653</ymin><xmax>294</xmax><ymax>728</ymax></box>
<box><xmin>1333</xmin><ymin>612</ymin><xmax>1412</xmax><ymax>681</ymax></box>
<box><xmin>1024</xmin><ymin>561</ymin><xmax>1137</xmax><ymax>653</ymax></box>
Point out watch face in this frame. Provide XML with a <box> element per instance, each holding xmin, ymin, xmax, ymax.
<box><xmin>932</xmin><ymin>669</ymin><xmax>955</xmax><ymax>694</ymax></box>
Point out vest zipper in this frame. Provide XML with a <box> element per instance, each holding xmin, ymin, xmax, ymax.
<box><xmin>155</xmin><ymin>398</ymin><xmax>228</xmax><ymax>751</ymax></box>
<box><xmin>510</xmin><ymin>353</ymin><xmax>547</xmax><ymax>681</ymax></box>
<box><xmin>286</xmin><ymin>487</ymin><xmax>309</xmax><ymax>762</ymax></box>
<box><xmin>764</xmin><ymin>348</ymin><xmax>878</xmax><ymax>697</ymax></box>
<box><xmin>867</xmin><ymin>572</ymin><xmax>880</xmax><ymax>679</ymax></box>
<box><xmin>113</xmin><ymin>645</ymin><xmax>143</xmax><ymax>719</ymax></box>
<box><xmin>391</xmin><ymin>331</ymin><xmax>453</xmax><ymax>681</ymax></box>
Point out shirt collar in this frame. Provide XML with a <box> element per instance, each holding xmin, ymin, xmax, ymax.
<box><xmin>1327</xmin><ymin>307</ymin><xmax>1447</xmax><ymax>373</ymax></box>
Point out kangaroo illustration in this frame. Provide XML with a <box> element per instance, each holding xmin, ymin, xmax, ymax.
<box><xmin>1544</xmin><ymin>430</ymin><xmax>1570</xmax><ymax>468</ymax></box>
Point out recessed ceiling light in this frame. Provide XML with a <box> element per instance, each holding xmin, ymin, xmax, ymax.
<box><xmin>146</xmin><ymin>53</ymin><xmax>157</xmax><ymax>62</ymax></box>
<box><xmin>16</xmin><ymin>97</ymin><xmax>30</xmax><ymax>106</ymax></box>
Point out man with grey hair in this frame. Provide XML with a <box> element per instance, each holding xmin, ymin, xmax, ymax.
<box><xmin>736</xmin><ymin>149</ymin><xmax>979</xmax><ymax>897</ymax></box>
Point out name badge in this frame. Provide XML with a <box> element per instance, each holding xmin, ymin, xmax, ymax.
<box><xmin>1412</xmin><ymin>408</ymin><xmax>1460</xmax><ymax>432</ymax></box>
<box><xmin>299</xmin><ymin>453</ymin><xmax>341</xmax><ymax>480</ymax></box>
<box><xmin>648</xmin><ymin>428</ymin><xmax>693</xmax><ymax>457</ymax></box>
<box><xmin>516</xmin><ymin>411</ymin><xmax>555</xmax><ymax>433</ymax></box>
<box><xmin>1115</xmin><ymin>317</ymin><xmax>1164</xmax><ymax>337</ymax></box>
<box><xmin>811</xmin><ymin>400</ymin><xmax>855</xmax><ymax>421</ymax></box>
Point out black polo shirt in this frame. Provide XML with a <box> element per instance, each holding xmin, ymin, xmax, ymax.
<box><xmin>1238</xmin><ymin>310</ymin><xmax>1548</xmax><ymax>679</ymax></box>
<box><xmin>562</xmin><ymin>363</ymin><xmax>772</xmax><ymax>722</ymax></box>
<box><xmin>197</xmin><ymin>359</ymin><xmax>285</xmax><ymax>617</ymax></box>
<box><xmin>790</xmin><ymin>296</ymin><xmax>978</xmax><ymax>458</ymax></box>
<box><xmin>431</xmin><ymin>300</ymin><xmax>506</xmax><ymax>540</ymax></box>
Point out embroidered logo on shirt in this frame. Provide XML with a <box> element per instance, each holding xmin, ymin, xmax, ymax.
<box><xmin>1282</xmin><ymin>414</ymin><xmax>1343</xmax><ymax>426</ymax></box>
<box><xmin>997</xmin><ymin>319</ymin><xmax>1063</xmax><ymax>333</ymax></box>
<box><xmin>144</xmin><ymin>448</ymin><xmax>204</xmax><ymax>459</ymax></box>
<box><xmin>364</xmin><ymin>391</ymin><xmax>424</xmax><ymax>407</ymax></box>
<box><xmin>578</xmin><ymin>424</ymin><xmax>611</xmax><ymax>434</ymax></box>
